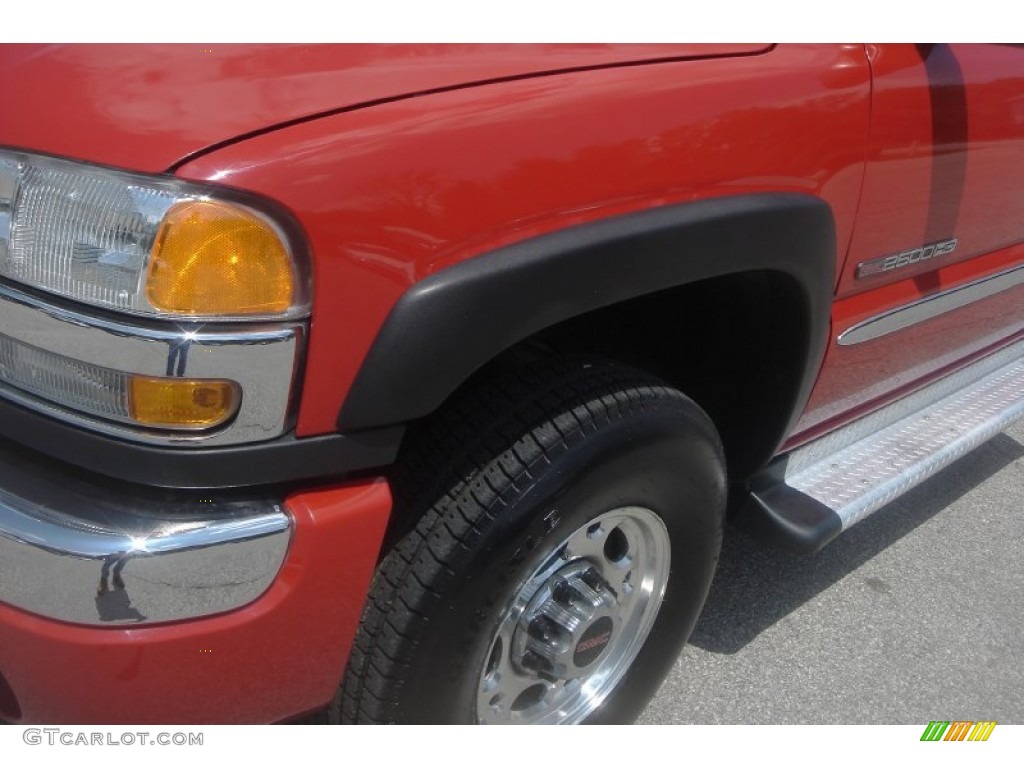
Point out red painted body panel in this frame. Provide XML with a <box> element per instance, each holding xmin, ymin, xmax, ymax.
<box><xmin>1</xmin><ymin>43</ymin><xmax>1022</xmax><ymax>725</ymax></box>
<box><xmin>0</xmin><ymin>43</ymin><xmax>769</xmax><ymax>173</ymax></box>
<box><xmin>0</xmin><ymin>479</ymin><xmax>390</xmax><ymax>724</ymax></box>
<box><xmin>174</xmin><ymin>43</ymin><xmax>871</xmax><ymax>438</ymax></box>
<box><xmin>791</xmin><ymin>43</ymin><xmax>1024</xmax><ymax>444</ymax></box>
<box><xmin>839</xmin><ymin>44</ymin><xmax>1024</xmax><ymax>299</ymax></box>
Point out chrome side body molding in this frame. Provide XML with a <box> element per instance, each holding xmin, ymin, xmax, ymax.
<box><xmin>839</xmin><ymin>265</ymin><xmax>1024</xmax><ymax>346</ymax></box>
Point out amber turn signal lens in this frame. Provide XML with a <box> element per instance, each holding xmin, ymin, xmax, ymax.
<box><xmin>147</xmin><ymin>200</ymin><xmax>295</xmax><ymax>316</ymax></box>
<box><xmin>129</xmin><ymin>376</ymin><xmax>240</xmax><ymax>430</ymax></box>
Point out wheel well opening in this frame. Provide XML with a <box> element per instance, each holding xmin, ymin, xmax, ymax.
<box><xmin>482</xmin><ymin>270</ymin><xmax>810</xmax><ymax>482</ymax></box>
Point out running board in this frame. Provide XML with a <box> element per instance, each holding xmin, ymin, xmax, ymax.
<box><xmin>743</xmin><ymin>339</ymin><xmax>1024</xmax><ymax>553</ymax></box>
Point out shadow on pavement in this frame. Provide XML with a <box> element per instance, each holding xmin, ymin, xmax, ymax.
<box><xmin>690</xmin><ymin>431</ymin><xmax>1024</xmax><ymax>655</ymax></box>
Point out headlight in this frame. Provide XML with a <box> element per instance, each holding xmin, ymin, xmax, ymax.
<box><xmin>0</xmin><ymin>149</ymin><xmax>308</xmax><ymax>320</ymax></box>
<box><xmin>0</xmin><ymin>149</ymin><xmax>307</xmax><ymax>446</ymax></box>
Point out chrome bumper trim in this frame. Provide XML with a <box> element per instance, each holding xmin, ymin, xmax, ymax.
<box><xmin>0</xmin><ymin>281</ymin><xmax>302</xmax><ymax>446</ymax></box>
<box><xmin>0</xmin><ymin>439</ymin><xmax>292</xmax><ymax>625</ymax></box>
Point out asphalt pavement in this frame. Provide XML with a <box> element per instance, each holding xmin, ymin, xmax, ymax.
<box><xmin>639</xmin><ymin>420</ymin><xmax>1024</xmax><ymax>724</ymax></box>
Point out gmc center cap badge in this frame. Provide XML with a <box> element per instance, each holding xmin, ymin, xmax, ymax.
<box><xmin>573</xmin><ymin>616</ymin><xmax>615</xmax><ymax>667</ymax></box>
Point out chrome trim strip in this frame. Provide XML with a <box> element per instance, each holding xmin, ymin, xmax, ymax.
<box><xmin>0</xmin><ymin>491</ymin><xmax>291</xmax><ymax>626</ymax></box>
<box><xmin>837</xmin><ymin>265</ymin><xmax>1024</xmax><ymax>346</ymax></box>
<box><xmin>0</xmin><ymin>281</ymin><xmax>302</xmax><ymax>446</ymax></box>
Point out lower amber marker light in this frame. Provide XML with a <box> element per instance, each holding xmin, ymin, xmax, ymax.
<box><xmin>129</xmin><ymin>376</ymin><xmax>240</xmax><ymax>430</ymax></box>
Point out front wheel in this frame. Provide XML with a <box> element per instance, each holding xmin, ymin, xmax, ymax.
<box><xmin>336</xmin><ymin>358</ymin><xmax>726</xmax><ymax>724</ymax></box>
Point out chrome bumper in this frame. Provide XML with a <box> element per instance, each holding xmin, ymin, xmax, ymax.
<box><xmin>0</xmin><ymin>437</ymin><xmax>291</xmax><ymax>626</ymax></box>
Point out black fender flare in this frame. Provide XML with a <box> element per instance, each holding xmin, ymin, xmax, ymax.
<box><xmin>338</xmin><ymin>193</ymin><xmax>835</xmax><ymax>467</ymax></box>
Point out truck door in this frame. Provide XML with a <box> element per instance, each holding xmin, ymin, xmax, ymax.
<box><xmin>793</xmin><ymin>43</ymin><xmax>1024</xmax><ymax>441</ymax></box>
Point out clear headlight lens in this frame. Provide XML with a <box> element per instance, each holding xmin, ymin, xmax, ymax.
<box><xmin>0</xmin><ymin>150</ymin><xmax>308</xmax><ymax>320</ymax></box>
<box><xmin>0</xmin><ymin>330</ymin><xmax>133</xmax><ymax>422</ymax></box>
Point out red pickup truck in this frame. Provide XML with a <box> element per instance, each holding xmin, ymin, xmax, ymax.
<box><xmin>0</xmin><ymin>43</ymin><xmax>1021</xmax><ymax>725</ymax></box>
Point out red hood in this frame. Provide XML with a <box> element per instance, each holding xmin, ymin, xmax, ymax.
<box><xmin>0</xmin><ymin>44</ymin><xmax>769</xmax><ymax>173</ymax></box>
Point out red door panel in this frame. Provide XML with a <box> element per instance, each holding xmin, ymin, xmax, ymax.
<box><xmin>793</xmin><ymin>43</ymin><xmax>1024</xmax><ymax>444</ymax></box>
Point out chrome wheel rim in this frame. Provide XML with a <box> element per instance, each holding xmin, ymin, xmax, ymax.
<box><xmin>475</xmin><ymin>506</ymin><xmax>671</xmax><ymax>724</ymax></box>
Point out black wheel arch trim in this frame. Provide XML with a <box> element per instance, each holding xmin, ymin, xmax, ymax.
<box><xmin>337</xmin><ymin>193</ymin><xmax>836</xmax><ymax>472</ymax></box>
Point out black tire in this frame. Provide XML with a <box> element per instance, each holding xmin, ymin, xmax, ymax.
<box><xmin>334</xmin><ymin>357</ymin><xmax>726</xmax><ymax>724</ymax></box>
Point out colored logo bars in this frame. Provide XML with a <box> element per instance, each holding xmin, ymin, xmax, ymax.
<box><xmin>920</xmin><ymin>721</ymin><xmax>997</xmax><ymax>742</ymax></box>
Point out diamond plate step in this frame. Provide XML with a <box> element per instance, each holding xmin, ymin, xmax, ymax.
<box><xmin>745</xmin><ymin>338</ymin><xmax>1024</xmax><ymax>552</ymax></box>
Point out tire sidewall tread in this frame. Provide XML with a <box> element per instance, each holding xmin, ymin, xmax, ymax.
<box><xmin>338</xmin><ymin>359</ymin><xmax>726</xmax><ymax>724</ymax></box>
